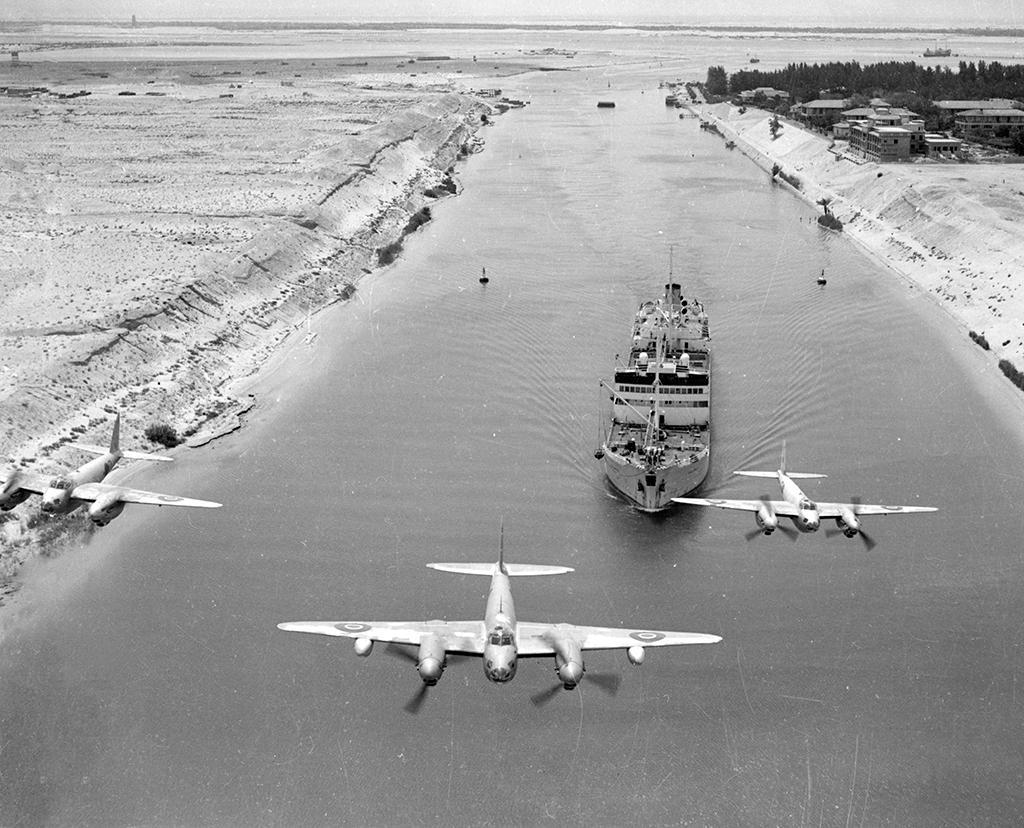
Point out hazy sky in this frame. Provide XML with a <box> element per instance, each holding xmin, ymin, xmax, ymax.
<box><xmin>3</xmin><ymin>0</ymin><xmax>1022</xmax><ymax>29</ymax></box>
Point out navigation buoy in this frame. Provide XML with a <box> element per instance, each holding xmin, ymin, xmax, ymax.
<box><xmin>479</xmin><ymin>267</ymin><xmax>489</xmax><ymax>284</ymax></box>
<box><xmin>817</xmin><ymin>269</ymin><xmax>827</xmax><ymax>286</ymax></box>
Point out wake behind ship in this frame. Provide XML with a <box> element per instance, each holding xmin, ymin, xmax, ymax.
<box><xmin>598</xmin><ymin>283</ymin><xmax>710</xmax><ymax>511</ymax></box>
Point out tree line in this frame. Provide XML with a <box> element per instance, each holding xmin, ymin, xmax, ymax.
<box><xmin>708</xmin><ymin>60</ymin><xmax>1024</xmax><ymax>104</ymax></box>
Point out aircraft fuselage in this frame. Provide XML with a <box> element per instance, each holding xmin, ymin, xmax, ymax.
<box><xmin>779</xmin><ymin>472</ymin><xmax>821</xmax><ymax>532</ymax></box>
<box><xmin>40</xmin><ymin>452</ymin><xmax>120</xmax><ymax>515</ymax></box>
<box><xmin>483</xmin><ymin>568</ymin><xmax>518</xmax><ymax>683</ymax></box>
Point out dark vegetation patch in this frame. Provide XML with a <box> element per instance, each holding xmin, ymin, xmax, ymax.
<box><xmin>145</xmin><ymin>423</ymin><xmax>181</xmax><ymax>448</ymax></box>
<box><xmin>969</xmin><ymin>330</ymin><xmax>991</xmax><ymax>350</ymax></box>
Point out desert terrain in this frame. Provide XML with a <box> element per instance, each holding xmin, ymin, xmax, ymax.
<box><xmin>0</xmin><ymin>52</ymin><xmax>535</xmax><ymax>573</ymax></box>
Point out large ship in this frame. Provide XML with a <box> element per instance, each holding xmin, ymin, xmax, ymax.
<box><xmin>597</xmin><ymin>282</ymin><xmax>710</xmax><ymax>511</ymax></box>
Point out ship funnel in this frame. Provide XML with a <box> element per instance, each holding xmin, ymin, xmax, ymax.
<box><xmin>665</xmin><ymin>283</ymin><xmax>682</xmax><ymax>306</ymax></box>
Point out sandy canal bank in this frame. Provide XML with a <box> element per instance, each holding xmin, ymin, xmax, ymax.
<box><xmin>0</xmin><ymin>53</ymin><xmax>538</xmax><ymax>578</ymax></box>
<box><xmin>701</xmin><ymin>103</ymin><xmax>1024</xmax><ymax>370</ymax></box>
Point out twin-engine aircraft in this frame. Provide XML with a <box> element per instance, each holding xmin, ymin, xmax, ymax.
<box><xmin>278</xmin><ymin>541</ymin><xmax>720</xmax><ymax>707</ymax></box>
<box><xmin>0</xmin><ymin>413</ymin><xmax>221</xmax><ymax>526</ymax></box>
<box><xmin>673</xmin><ymin>443</ymin><xmax>936</xmax><ymax>546</ymax></box>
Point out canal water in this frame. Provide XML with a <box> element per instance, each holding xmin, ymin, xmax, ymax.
<box><xmin>2</xmin><ymin>31</ymin><xmax>1024</xmax><ymax>827</ymax></box>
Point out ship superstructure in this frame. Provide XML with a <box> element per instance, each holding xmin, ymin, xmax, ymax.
<box><xmin>598</xmin><ymin>282</ymin><xmax>710</xmax><ymax>511</ymax></box>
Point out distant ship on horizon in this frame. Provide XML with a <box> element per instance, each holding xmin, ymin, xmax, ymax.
<box><xmin>923</xmin><ymin>44</ymin><xmax>952</xmax><ymax>57</ymax></box>
<box><xmin>597</xmin><ymin>282</ymin><xmax>711</xmax><ymax>512</ymax></box>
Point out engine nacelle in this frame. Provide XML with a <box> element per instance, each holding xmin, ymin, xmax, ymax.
<box><xmin>416</xmin><ymin>635</ymin><xmax>446</xmax><ymax>685</ymax></box>
<box><xmin>627</xmin><ymin>645</ymin><xmax>645</xmax><ymax>666</ymax></box>
<box><xmin>755</xmin><ymin>503</ymin><xmax>778</xmax><ymax>535</ymax></box>
<box><xmin>836</xmin><ymin>507</ymin><xmax>861</xmax><ymax>538</ymax></box>
<box><xmin>553</xmin><ymin>638</ymin><xmax>584</xmax><ymax>689</ymax></box>
<box><xmin>88</xmin><ymin>492</ymin><xmax>126</xmax><ymax>526</ymax></box>
<box><xmin>354</xmin><ymin>637</ymin><xmax>374</xmax><ymax>657</ymax></box>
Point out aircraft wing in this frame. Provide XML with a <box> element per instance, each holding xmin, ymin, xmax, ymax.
<box><xmin>70</xmin><ymin>481</ymin><xmax>222</xmax><ymax>508</ymax></box>
<box><xmin>672</xmin><ymin>497</ymin><xmax>800</xmax><ymax>516</ymax></box>
<box><xmin>515</xmin><ymin>622</ymin><xmax>721</xmax><ymax>655</ymax></box>
<box><xmin>276</xmin><ymin>620</ymin><xmax>487</xmax><ymax>654</ymax></box>
<box><xmin>815</xmin><ymin>502</ymin><xmax>938</xmax><ymax>517</ymax></box>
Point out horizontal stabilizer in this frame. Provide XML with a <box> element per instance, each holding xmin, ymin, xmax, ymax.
<box><xmin>734</xmin><ymin>470</ymin><xmax>826</xmax><ymax>479</ymax></box>
<box><xmin>68</xmin><ymin>443</ymin><xmax>172</xmax><ymax>462</ymax></box>
<box><xmin>121</xmin><ymin>450</ymin><xmax>174</xmax><ymax>463</ymax></box>
<box><xmin>428</xmin><ymin>562</ymin><xmax>573</xmax><ymax>577</ymax></box>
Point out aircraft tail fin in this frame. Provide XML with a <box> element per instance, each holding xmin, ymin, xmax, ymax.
<box><xmin>110</xmin><ymin>412</ymin><xmax>120</xmax><ymax>453</ymax></box>
<box><xmin>69</xmin><ymin>412</ymin><xmax>171</xmax><ymax>461</ymax></box>
<box><xmin>428</xmin><ymin>562</ymin><xmax>573</xmax><ymax>577</ymax></box>
<box><xmin>499</xmin><ymin>520</ymin><xmax>506</xmax><ymax>574</ymax></box>
<box><xmin>430</xmin><ymin>523</ymin><xmax>573</xmax><ymax>576</ymax></box>
<box><xmin>735</xmin><ymin>440</ymin><xmax>826</xmax><ymax>479</ymax></box>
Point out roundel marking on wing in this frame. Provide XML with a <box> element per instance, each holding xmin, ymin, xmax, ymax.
<box><xmin>882</xmin><ymin>505</ymin><xmax>902</xmax><ymax>511</ymax></box>
<box><xmin>630</xmin><ymin>631</ymin><xmax>665</xmax><ymax>643</ymax></box>
<box><xmin>157</xmin><ymin>494</ymin><xmax>184</xmax><ymax>503</ymax></box>
<box><xmin>707</xmin><ymin>499</ymin><xmax>726</xmax><ymax>506</ymax></box>
<box><xmin>336</xmin><ymin>622</ymin><xmax>371</xmax><ymax>633</ymax></box>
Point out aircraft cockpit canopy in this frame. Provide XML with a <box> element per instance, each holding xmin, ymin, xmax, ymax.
<box><xmin>47</xmin><ymin>477</ymin><xmax>74</xmax><ymax>491</ymax></box>
<box><xmin>799</xmin><ymin>497</ymin><xmax>817</xmax><ymax>511</ymax></box>
<box><xmin>489</xmin><ymin>628</ymin><xmax>514</xmax><ymax>646</ymax></box>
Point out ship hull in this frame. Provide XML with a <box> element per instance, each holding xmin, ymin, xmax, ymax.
<box><xmin>602</xmin><ymin>445</ymin><xmax>710</xmax><ymax>512</ymax></box>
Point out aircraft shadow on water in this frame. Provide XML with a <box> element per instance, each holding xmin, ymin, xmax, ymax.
<box><xmin>0</xmin><ymin>412</ymin><xmax>222</xmax><ymax>526</ymax></box>
<box><xmin>278</xmin><ymin>533</ymin><xmax>721</xmax><ymax>711</ymax></box>
<box><xmin>673</xmin><ymin>442</ymin><xmax>937</xmax><ymax>549</ymax></box>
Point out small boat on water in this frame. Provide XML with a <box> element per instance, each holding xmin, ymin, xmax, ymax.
<box><xmin>597</xmin><ymin>281</ymin><xmax>711</xmax><ymax>512</ymax></box>
<box><xmin>597</xmin><ymin>101</ymin><xmax>616</xmax><ymax>108</ymax></box>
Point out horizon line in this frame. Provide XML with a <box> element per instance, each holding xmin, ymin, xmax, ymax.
<box><xmin>1</xmin><ymin>19</ymin><xmax>1022</xmax><ymax>36</ymax></box>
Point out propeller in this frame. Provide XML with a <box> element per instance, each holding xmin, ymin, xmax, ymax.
<box><xmin>530</xmin><ymin>683</ymin><xmax>563</xmax><ymax>707</ymax></box>
<box><xmin>848</xmin><ymin>497</ymin><xmax>877</xmax><ymax>551</ymax></box>
<box><xmin>823</xmin><ymin>497</ymin><xmax>878</xmax><ymax>551</ymax></box>
<box><xmin>530</xmin><ymin>671</ymin><xmax>621</xmax><ymax>706</ymax></box>
<box><xmin>404</xmin><ymin>682</ymin><xmax>430</xmax><ymax>715</ymax></box>
<box><xmin>384</xmin><ymin>644</ymin><xmax>433</xmax><ymax>714</ymax></box>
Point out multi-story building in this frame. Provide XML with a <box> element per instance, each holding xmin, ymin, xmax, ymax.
<box><xmin>839</xmin><ymin>105</ymin><xmax>962</xmax><ymax>161</ymax></box>
<box><xmin>790</xmin><ymin>99</ymin><xmax>850</xmax><ymax>128</ymax></box>
<box><xmin>737</xmin><ymin>87</ymin><xmax>790</xmax><ymax>103</ymax></box>
<box><xmin>934</xmin><ymin>99</ymin><xmax>1022</xmax><ymax>128</ymax></box>
<box><xmin>953</xmin><ymin>108</ymin><xmax>1024</xmax><ymax>139</ymax></box>
<box><xmin>849</xmin><ymin>124</ymin><xmax>912</xmax><ymax>161</ymax></box>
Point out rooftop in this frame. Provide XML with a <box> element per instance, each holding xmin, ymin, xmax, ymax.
<box><xmin>801</xmin><ymin>99</ymin><xmax>850</xmax><ymax>109</ymax></box>
<box><xmin>936</xmin><ymin>99</ymin><xmax>1022</xmax><ymax>110</ymax></box>
<box><xmin>956</xmin><ymin>108</ymin><xmax>1024</xmax><ymax>117</ymax></box>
